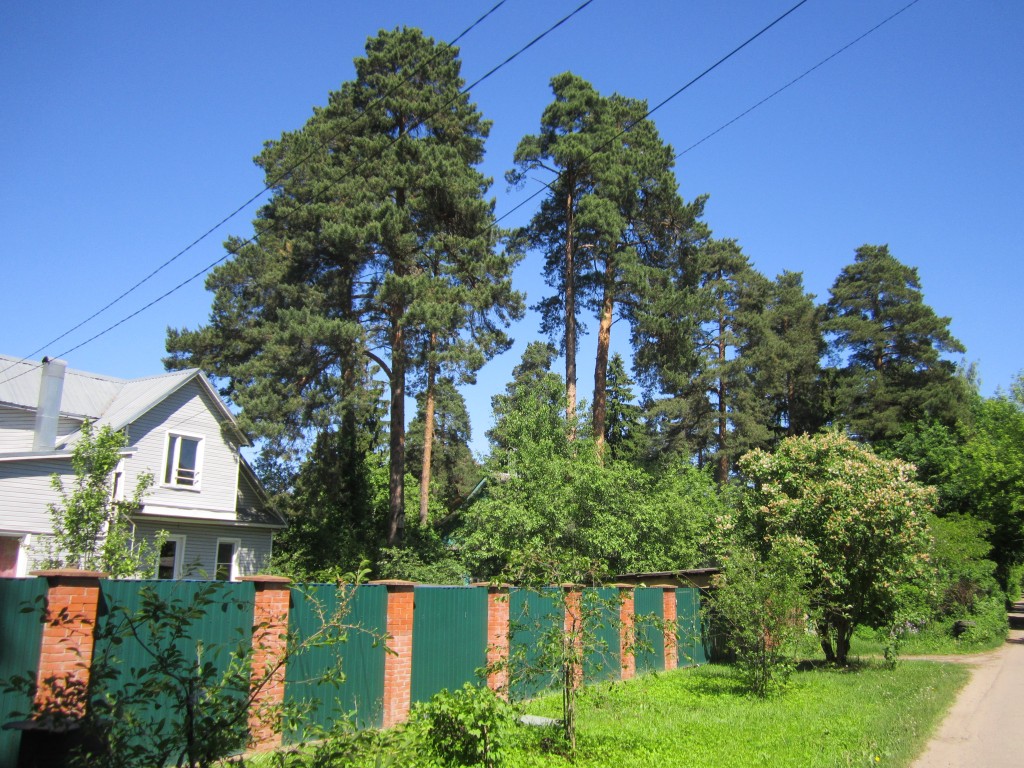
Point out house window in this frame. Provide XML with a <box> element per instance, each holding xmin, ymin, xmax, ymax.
<box><xmin>164</xmin><ymin>433</ymin><xmax>203</xmax><ymax>488</ymax></box>
<box><xmin>215</xmin><ymin>539</ymin><xmax>239</xmax><ymax>581</ymax></box>
<box><xmin>156</xmin><ymin>535</ymin><xmax>186</xmax><ymax>579</ymax></box>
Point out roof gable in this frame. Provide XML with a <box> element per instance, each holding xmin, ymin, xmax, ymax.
<box><xmin>0</xmin><ymin>354</ymin><xmax>249</xmax><ymax>448</ymax></box>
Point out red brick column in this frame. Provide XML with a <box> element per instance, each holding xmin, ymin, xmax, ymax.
<box><xmin>616</xmin><ymin>585</ymin><xmax>636</xmax><ymax>681</ymax></box>
<box><xmin>371</xmin><ymin>580</ymin><xmax>415</xmax><ymax>727</ymax></box>
<box><xmin>30</xmin><ymin>569</ymin><xmax>105</xmax><ymax>719</ymax></box>
<box><xmin>474</xmin><ymin>583</ymin><xmax>510</xmax><ymax>698</ymax></box>
<box><xmin>562</xmin><ymin>585</ymin><xmax>583</xmax><ymax>690</ymax></box>
<box><xmin>660</xmin><ymin>586</ymin><xmax>678</xmax><ymax>671</ymax></box>
<box><xmin>241</xmin><ymin>575</ymin><xmax>292</xmax><ymax>750</ymax></box>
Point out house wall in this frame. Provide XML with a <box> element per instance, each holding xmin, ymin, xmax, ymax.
<box><xmin>0</xmin><ymin>406</ymin><xmax>35</xmax><ymax>452</ymax></box>
<box><xmin>0</xmin><ymin>407</ymin><xmax>83</xmax><ymax>453</ymax></box>
<box><xmin>133</xmin><ymin>519</ymin><xmax>272</xmax><ymax>578</ymax></box>
<box><xmin>124</xmin><ymin>380</ymin><xmax>243</xmax><ymax>518</ymax></box>
<box><xmin>0</xmin><ymin>455</ymin><xmax>73</xmax><ymax>533</ymax></box>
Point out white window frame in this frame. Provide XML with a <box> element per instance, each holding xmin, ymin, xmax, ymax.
<box><xmin>155</xmin><ymin>534</ymin><xmax>187</xmax><ymax>580</ymax></box>
<box><xmin>110</xmin><ymin>459</ymin><xmax>126</xmax><ymax>502</ymax></box>
<box><xmin>162</xmin><ymin>431</ymin><xmax>204</xmax><ymax>490</ymax></box>
<box><xmin>215</xmin><ymin>538</ymin><xmax>241</xmax><ymax>582</ymax></box>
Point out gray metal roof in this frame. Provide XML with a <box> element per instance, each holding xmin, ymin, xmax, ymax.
<box><xmin>0</xmin><ymin>354</ymin><xmax>246</xmax><ymax>446</ymax></box>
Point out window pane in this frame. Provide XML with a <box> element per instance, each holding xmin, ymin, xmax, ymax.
<box><xmin>215</xmin><ymin>541</ymin><xmax>235</xmax><ymax>581</ymax></box>
<box><xmin>176</xmin><ymin>437</ymin><xmax>199</xmax><ymax>486</ymax></box>
<box><xmin>164</xmin><ymin>435</ymin><xmax>179</xmax><ymax>484</ymax></box>
<box><xmin>158</xmin><ymin>540</ymin><xmax>178</xmax><ymax>579</ymax></box>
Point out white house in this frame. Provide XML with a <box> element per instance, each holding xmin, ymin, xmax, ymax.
<box><xmin>0</xmin><ymin>354</ymin><xmax>285</xmax><ymax>578</ymax></box>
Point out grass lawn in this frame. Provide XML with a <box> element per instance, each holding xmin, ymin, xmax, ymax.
<box><xmin>505</xmin><ymin>661</ymin><xmax>968</xmax><ymax>768</ymax></box>
<box><xmin>245</xmin><ymin>659</ymin><xmax>969</xmax><ymax>767</ymax></box>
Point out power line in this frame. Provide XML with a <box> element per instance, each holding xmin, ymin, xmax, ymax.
<box><xmin>677</xmin><ymin>0</ymin><xmax>924</xmax><ymax>159</ymax></box>
<box><xmin>0</xmin><ymin>0</ymin><xmax>513</xmax><ymax>381</ymax></box>
<box><xmin>0</xmin><ymin>0</ymin><xmax>598</xmax><ymax>387</ymax></box>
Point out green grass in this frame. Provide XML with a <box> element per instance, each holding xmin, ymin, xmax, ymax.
<box><xmin>243</xmin><ymin>660</ymin><xmax>969</xmax><ymax>768</ymax></box>
<box><xmin>507</xmin><ymin>661</ymin><xmax>968</xmax><ymax>768</ymax></box>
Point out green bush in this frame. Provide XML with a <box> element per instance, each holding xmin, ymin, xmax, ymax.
<box><xmin>413</xmin><ymin>684</ymin><xmax>516</xmax><ymax>768</ymax></box>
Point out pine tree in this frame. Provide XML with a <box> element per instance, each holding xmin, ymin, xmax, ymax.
<box><xmin>633</xmin><ymin>238</ymin><xmax>770</xmax><ymax>482</ymax></box>
<box><xmin>603</xmin><ymin>353</ymin><xmax>645</xmax><ymax>463</ymax></box>
<box><xmin>746</xmin><ymin>271</ymin><xmax>826</xmax><ymax>443</ymax></box>
<box><xmin>510</xmin><ymin>74</ymin><xmax>702</xmax><ymax>452</ymax></box>
<box><xmin>167</xmin><ymin>29</ymin><xmax>519</xmax><ymax>547</ymax></box>
<box><xmin>824</xmin><ymin>244</ymin><xmax>968</xmax><ymax>444</ymax></box>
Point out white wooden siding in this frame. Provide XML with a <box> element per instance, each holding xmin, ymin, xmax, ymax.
<box><xmin>0</xmin><ymin>406</ymin><xmax>35</xmax><ymax>452</ymax></box>
<box><xmin>0</xmin><ymin>456</ymin><xmax>73</xmax><ymax>532</ymax></box>
<box><xmin>133</xmin><ymin>520</ymin><xmax>272</xmax><ymax>578</ymax></box>
<box><xmin>124</xmin><ymin>381</ymin><xmax>241</xmax><ymax>515</ymax></box>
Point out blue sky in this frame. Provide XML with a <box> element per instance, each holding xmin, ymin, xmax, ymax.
<box><xmin>2</xmin><ymin>0</ymin><xmax>1021</xmax><ymax>456</ymax></box>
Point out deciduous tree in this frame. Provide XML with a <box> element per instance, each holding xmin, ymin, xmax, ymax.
<box><xmin>740</xmin><ymin>432</ymin><xmax>935</xmax><ymax>665</ymax></box>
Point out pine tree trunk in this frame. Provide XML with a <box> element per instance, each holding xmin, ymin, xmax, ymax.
<box><xmin>716</xmin><ymin>314</ymin><xmax>729</xmax><ymax>485</ymax></box>
<box><xmin>564</xmin><ymin>186</ymin><xmax>577</xmax><ymax>435</ymax></box>
<box><xmin>387</xmin><ymin>320</ymin><xmax>406</xmax><ymax>547</ymax></box>
<box><xmin>419</xmin><ymin>352</ymin><xmax>437</xmax><ymax>527</ymax></box>
<box><xmin>592</xmin><ymin>261</ymin><xmax>615</xmax><ymax>457</ymax></box>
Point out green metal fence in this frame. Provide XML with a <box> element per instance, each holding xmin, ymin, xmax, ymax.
<box><xmin>633</xmin><ymin>587</ymin><xmax>665</xmax><ymax>673</ymax></box>
<box><xmin>410</xmin><ymin>586</ymin><xmax>488</xmax><ymax>704</ymax></box>
<box><xmin>283</xmin><ymin>584</ymin><xmax>387</xmax><ymax>738</ymax></box>
<box><xmin>92</xmin><ymin>580</ymin><xmax>255</xmax><ymax>761</ymax></box>
<box><xmin>675</xmin><ymin>587</ymin><xmax>708</xmax><ymax>666</ymax></box>
<box><xmin>508</xmin><ymin>588</ymin><xmax>563</xmax><ymax>700</ymax></box>
<box><xmin>0</xmin><ymin>578</ymin><xmax>47</xmax><ymax>768</ymax></box>
<box><xmin>582</xmin><ymin>587</ymin><xmax>620</xmax><ymax>683</ymax></box>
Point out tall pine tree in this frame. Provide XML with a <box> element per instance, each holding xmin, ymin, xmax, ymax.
<box><xmin>824</xmin><ymin>244</ymin><xmax>968</xmax><ymax>444</ymax></box>
<box><xmin>167</xmin><ymin>29</ymin><xmax>519</xmax><ymax>547</ymax></box>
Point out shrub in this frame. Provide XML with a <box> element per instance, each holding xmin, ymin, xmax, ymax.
<box><xmin>413</xmin><ymin>684</ymin><xmax>516</xmax><ymax>768</ymax></box>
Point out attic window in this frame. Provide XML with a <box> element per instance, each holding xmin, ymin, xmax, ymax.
<box><xmin>164</xmin><ymin>433</ymin><xmax>203</xmax><ymax>488</ymax></box>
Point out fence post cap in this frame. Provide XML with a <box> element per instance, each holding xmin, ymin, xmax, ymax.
<box><xmin>238</xmin><ymin>574</ymin><xmax>292</xmax><ymax>584</ymax></box>
<box><xmin>612</xmin><ymin>583</ymin><xmax>637</xmax><ymax>590</ymax></box>
<box><xmin>470</xmin><ymin>582</ymin><xmax>512</xmax><ymax>591</ymax></box>
<box><xmin>29</xmin><ymin>569</ymin><xmax>107</xmax><ymax>580</ymax></box>
<box><xmin>368</xmin><ymin>579</ymin><xmax>417</xmax><ymax>588</ymax></box>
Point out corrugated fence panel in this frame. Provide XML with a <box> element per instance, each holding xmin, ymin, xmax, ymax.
<box><xmin>92</xmin><ymin>580</ymin><xmax>255</xmax><ymax>762</ymax></box>
<box><xmin>410</xmin><ymin>586</ymin><xmax>488</xmax><ymax>704</ymax></box>
<box><xmin>582</xmin><ymin>587</ymin><xmax>620</xmax><ymax>683</ymax></box>
<box><xmin>283</xmin><ymin>584</ymin><xmax>387</xmax><ymax>739</ymax></box>
<box><xmin>676</xmin><ymin>588</ymin><xmax>708</xmax><ymax>666</ymax></box>
<box><xmin>508</xmin><ymin>588</ymin><xmax>562</xmax><ymax>700</ymax></box>
<box><xmin>633</xmin><ymin>587</ymin><xmax>665</xmax><ymax>673</ymax></box>
<box><xmin>0</xmin><ymin>578</ymin><xmax>46</xmax><ymax>768</ymax></box>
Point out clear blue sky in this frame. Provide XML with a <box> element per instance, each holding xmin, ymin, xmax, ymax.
<box><xmin>3</xmin><ymin>0</ymin><xmax>1022</xmax><ymax>456</ymax></box>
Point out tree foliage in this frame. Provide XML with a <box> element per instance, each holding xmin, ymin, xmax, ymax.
<box><xmin>460</xmin><ymin>367</ymin><xmax>723</xmax><ymax>580</ymax></box>
<box><xmin>739</xmin><ymin>432</ymin><xmax>935</xmax><ymax>664</ymax></box>
<box><xmin>508</xmin><ymin>72</ymin><xmax>701</xmax><ymax>447</ymax></box>
<box><xmin>45</xmin><ymin>421</ymin><xmax>157</xmax><ymax>578</ymax></box>
<box><xmin>166</xmin><ymin>28</ymin><xmax>521</xmax><ymax>547</ymax></box>
<box><xmin>825</xmin><ymin>244</ymin><xmax>968</xmax><ymax>444</ymax></box>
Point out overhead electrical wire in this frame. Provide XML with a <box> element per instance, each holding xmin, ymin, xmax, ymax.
<box><xmin>4</xmin><ymin>0</ymin><xmax>923</xmax><ymax>389</ymax></box>
<box><xmin>676</xmin><ymin>0</ymin><xmax>924</xmax><ymax>159</ymax></box>
<box><xmin>0</xmin><ymin>0</ymin><xmax>514</xmax><ymax>380</ymax></box>
<box><xmin>0</xmin><ymin>0</ymin><xmax>598</xmax><ymax>387</ymax></box>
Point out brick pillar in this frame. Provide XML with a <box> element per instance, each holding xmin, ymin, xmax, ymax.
<box><xmin>371</xmin><ymin>580</ymin><xmax>415</xmax><ymax>728</ymax></box>
<box><xmin>616</xmin><ymin>585</ymin><xmax>636</xmax><ymax>681</ymax></box>
<box><xmin>240</xmin><ymin>575</ymin><xmax>292</xmax><ymax>750</ymax></box>
<box><xmin>661</xmin><ymin>586</ymin><xmax>678</xmax><ymax>671</ymax></box>
<box><xmin>30</xmin><ymin>569</ymin><xmax>105</xmax><ymax>720</ymax></box>
<box><xmin>562</xmin><ymin>585</ymin><xmax>583</xmax><ymax>691</ymax></box>
<box><xmin>474</xmin><ymin>583</ymin><xmax>510</xmax><ymax>698</ymax></box>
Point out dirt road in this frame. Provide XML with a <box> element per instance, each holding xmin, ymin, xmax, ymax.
<box><xmin>910</xmin><ymin>602</ymin><xmax>1024</xmax><ymax>767</ymax></box>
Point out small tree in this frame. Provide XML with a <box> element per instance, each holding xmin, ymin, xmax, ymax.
<box><xmin>708</xmin><ymin>542</ymin><xmax>808</xmax><ymax>696</ymax></box>
<box><xmin>45</xmin><ymin>421</ymin><xmax>157</xmax><ymax>577</ymax></box>
<box><xmin>739</xmin><ymin>432</ymin><xmax>935</xmax><ymax>665</ymax></box>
